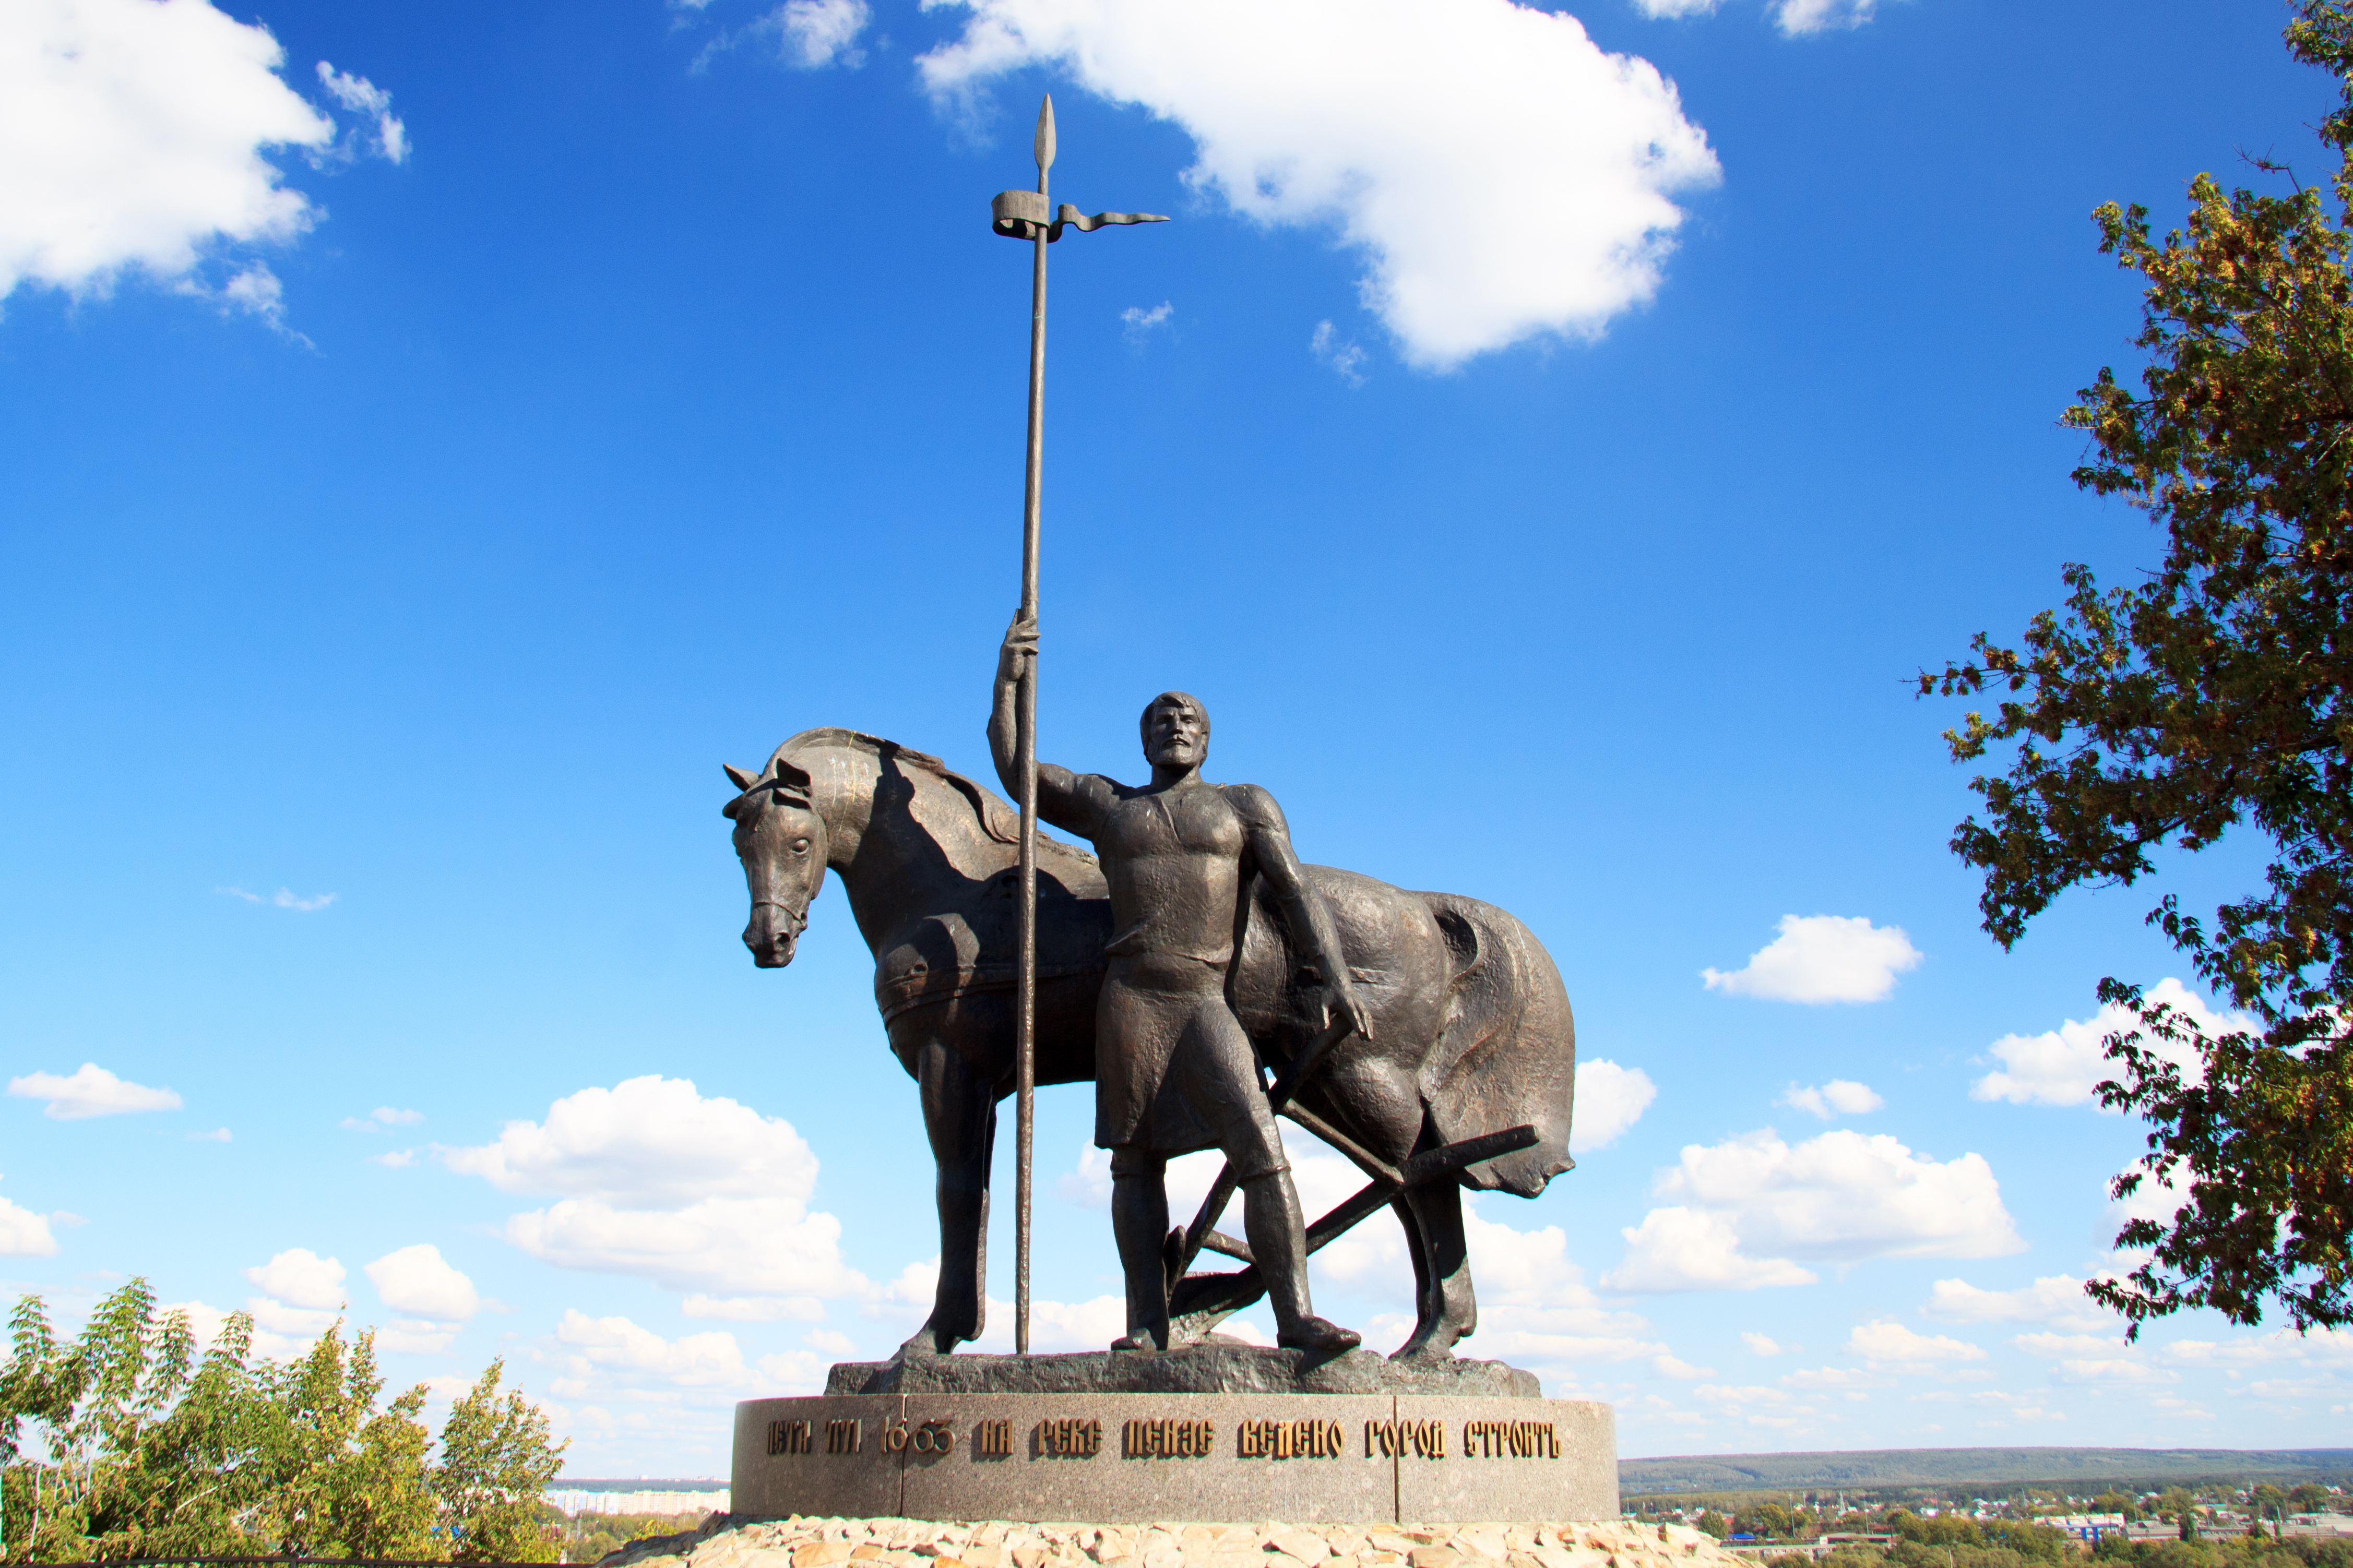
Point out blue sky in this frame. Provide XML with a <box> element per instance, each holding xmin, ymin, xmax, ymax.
<box><xmin>4</xmin><ymin>0</ymin><xmax>2348</xmax><ymax>1481</ymax></box>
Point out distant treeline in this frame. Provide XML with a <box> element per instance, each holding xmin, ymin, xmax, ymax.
<box><xmin>1622</xmin><ymin>1449</ymin><xmax>2353</xmax><ymax>1498</ymax></box>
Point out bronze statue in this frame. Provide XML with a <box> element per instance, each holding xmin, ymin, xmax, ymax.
<box><xmin>988</xmin><ymin>613</ymin><xmax>1364</xmax><ymax>1354</ymax></box>
<box><xmin>723</xmin><ymin>726</ymin><xmax>1576</xmax><ymax>1361</ymax></box>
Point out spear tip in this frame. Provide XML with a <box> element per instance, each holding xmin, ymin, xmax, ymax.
<box><xmin>1035</xmin><ymin>94</ymin><xmax>1056</xmax><ymax>173</ymax></box>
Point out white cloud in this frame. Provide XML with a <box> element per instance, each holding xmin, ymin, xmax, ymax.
<box><xmin>1629</xmin><ymin>0</ymin><xmax>1881</xmax><ymax>37</ymax></box>
<box><xmin>766</xmin><ymin>0</ymin><xmax>870</xmax><ymax>67</ymax></box>
<box><xmin>248</xmin><ymin>1297</ymin><xmax>340</xmax><ymax>1337</ymax></box>
<box><xmin>375</xmin><ymin>1319</ymin><xmax>457</xmax><ymax>1355</ymax></box>
<box><xmin>1971</xmin><ymin>978</ymin><xmax>2244</xmax><ymax>1109</ymax></box>
<box><xmin>245</xmin><ymin>1247</ymin><xmax>346</xmax><ymax>1310</ymax></box>
<box><xmin>2160</xmin><ymin>1326</ymin><xmax>2353</xmax><ymax>1370</ymax></box>
<box><xmin>558</xmin><ymin>1309</ymin><xmax>748</xmax><ymax>1387</ymax></box>
<box><xmin>1603</xmin><ymin>1127</ymin><xmax>2022</xmax><ymax>1292</ymax></box>
<box><xmin>365</xmin><ymin>1243</ymin><xmax>479</xmax><ymax>1321</ymax></box>
<box><xmin>682</xmin><ymin>1293</ymin><xmax>826</xmax><ymax>1322</ymax></box>
<box><xmin>314</xmin><ymin>61</ymin><xmax>406</xmax><ymax>163</ymax></box>
<box><xmin>1703</xmin><ymin>915</ymin><xmax>1921</xmax><ymax>1003</ymax></box>
<box><xmin>1602</xmin><ymin>1204</ymin><xmax>1817</xmax><ymax>1292</ymax></box>
<box><xmin>441</xmin><ymin>1075</ymin><xmax>866</xmax><ymax>1299</ymax></box>
<box><xmin>1768</xmin><ymin>0</ymin><xmax>1875</xmax><ymax>35</ymax></box>
<box><xmin>344</xmin><ymin>1106</ymin><xmax>423</xmax><ymax>1130</ymax></box>
<box><xmin>1309</xmin><ymin>320</ymin><xmax>1368</xmax><ymax>387</ymax></box>
<box><xmin>918</xmin><ymin>0</ymin><xmax>1720</xmax><ymax>369</ymax></box>
<box><xmin>8</xmin><ymin>1063</ymin><xmax>182</xmax><ymax>1120</ymax></box>
<box><xmin>1456</xmin><ymin>1196</ymin><xmax>1674</xmax><ymax>1370</ymax></box>
<box><xmin>1121</xmin><ymin>299</ymin><xmax>1173</xmax><ymax>344</ymax></box>
<box><xmin>0</xmin><ymin>0</ymin><xmax>339</xmax><ymax>303</ymax></box>
<box><xmin>0</xmin><ymin>1189</ymin><xmax>60</xmax><ymax>1258</ymax></box>
<box><xmin>369</xmin><ymin>1148</ymin><xmax>417</xmax><ymax>1169</ymax></box>
<box><xmin>217</xmin><ymin>885</ymin><xmax>337</xmax><ymax>911</ymax></box>
<box><xmin>2013</xmin><ymin>1331</ymin><xmax>2128</xmax><ymax>1359</ymax></box>
<box><xmin>1741</xmin><ymin>1331</ymin><xmax>1783</xmax><ymax>1356</ymax></box>
<box><xmin>1848</xmin><ymin>1319</ymin><xmax>1986</xmax><ymax>1368</ymax></box>
<box><xmin>2051</xmin><ymin>1356</ymin><xmax>2175</xmax><ymax>1385</ymax></box>
<box><xmin>1778</xmin><ymin>1079</ymin><xmax>1884</xmax><ymax>1119</ymax></box>
<box><xmin>1923</xmin><ymin>1274</ymin><xmax>2113</xmax><ymax>1331</ymax></box>
<box><xmin>1571</xmin><ymin>1059</ymin><xmax>1656</xmax><ymax>1153</ymax></box>
<box><xmin>187</xmin><ymin>1126</ymin><xmax>232</xmax><ymax>1142</ymax></box>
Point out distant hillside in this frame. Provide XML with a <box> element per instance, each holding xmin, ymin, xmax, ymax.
<box><xmin>1620</xmin><ymin>1448</ymin><xmax>2353</xmax><ymax>1495</ymax></box>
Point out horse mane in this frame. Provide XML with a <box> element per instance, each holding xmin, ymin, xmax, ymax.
<box><xmin>771</xmin><ymin>727</ymin><xmax>1032</xmax><ymax>849</ymax></box>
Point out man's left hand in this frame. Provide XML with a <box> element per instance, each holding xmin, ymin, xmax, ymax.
<box><xmin>1325</xmin><ymin>980</ymin><xmax>1373</xmax><ymax>1043</ymax></box>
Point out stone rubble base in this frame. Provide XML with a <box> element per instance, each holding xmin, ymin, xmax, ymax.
<box><xmin>607</xmin><ymin>1515</ymin><xmax>1746</xmax><ymax>1568</ymax></box>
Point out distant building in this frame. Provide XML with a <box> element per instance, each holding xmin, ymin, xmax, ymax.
<box><xmin>545</xmin><ymin>1485</ymin><xmax>729</xmax><ymax>1517</ymax></box>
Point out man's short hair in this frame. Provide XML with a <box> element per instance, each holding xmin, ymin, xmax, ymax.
<box><xmin>1139</xmin><ymin>690</ymin><xmax>1210</xmax><ymax>746</ymax></box>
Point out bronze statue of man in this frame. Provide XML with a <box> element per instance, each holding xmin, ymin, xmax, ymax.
<box><xmin>991</xmin><ymin>613</ymin><xmax>1367</xmax><ymax>1353</ymax></box>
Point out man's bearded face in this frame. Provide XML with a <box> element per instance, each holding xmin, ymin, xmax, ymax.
<box><xmin>1142</xmin><ymin>695</ymin><xmax>1208</xmax><ymax>770</ymax></box>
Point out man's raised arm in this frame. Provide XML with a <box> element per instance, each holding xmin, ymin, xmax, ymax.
<box><xmin>1230</xmin><ymin>785</ymin><xmax>1372</xmax><ymax>1042</ymax></box>
<box><xmin>989</xmin><ymin>610</ymin><xmax>1104</xmax><ymax>838</ymax></box>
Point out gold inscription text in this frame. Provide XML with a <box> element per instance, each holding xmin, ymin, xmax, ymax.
<box><xmin>1122</xmin><ymin>1417</ymin><xmax>1215</xmax><ymax>1458</ymax></box>
<box><xmin>1236</xmin><ymin>1418</ymin><xmax>1344</xmax><ymax>1459</ymax></box>
<box><xmin>1461</xmin><ymin>1419</ymin><xmax>1561</xmax><ymax>1458</ymax></box>
<box><xmin>1032</xmin><ymin>1417</ymin><xmax>1102</xmax><ymax>1458</ymax></box>
<box><xmin>1363</xmin><ymin>1418</ymin><xmax>1447</xmax><ymax>1459</ymax></box>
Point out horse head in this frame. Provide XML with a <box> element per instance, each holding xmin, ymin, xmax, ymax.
<box><xmin>722</xmin><ymin>755</ymin><xmax>825</xmax><ymax>968</ymax></box>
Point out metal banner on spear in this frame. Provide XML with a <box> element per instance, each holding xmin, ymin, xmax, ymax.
<box><xmin>989</xmin><ymin>94</ymin><xmax>1164</xmax><ymax>1356</ymax></box>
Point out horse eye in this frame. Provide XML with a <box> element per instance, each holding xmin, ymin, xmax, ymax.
<box><xmin>792</xmin><ymin>839</ymin><xmax>810</xmax><ymax>854</ymax></box>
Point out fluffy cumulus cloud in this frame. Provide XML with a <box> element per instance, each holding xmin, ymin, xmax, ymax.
<box><xmin>1923</xmin><ymin>1273</ymin><xmax>2115</xmax><ymax>1331</ymax></box>
<box><xmin>1703</xmin><ymin>915</ymin><xmax>1922</xmax><ymax>1003</ymax></box>
<box><xmin>365</xmin><ymin>1243</ymin><xmax>480</xmax><ymax>1321</ymax></box>
<box><xmin>558</xmin><ymin>1309</ymin><xmax>746</xmax><ymax>1384</ymax></box>
<box><xmin>441</xmin><ymin>1075</ymin><xmax>866</xmax><ymax>1300</ymax></box>
<box><xmin>1570</xmin><ymin>1059</ymin><xmax>1657</xmax><ymax>1154</ymax></box>
<box><xmin>1777</xmin><ymin>1079</ymin><xmax>1884</xmax><ymax>1119</ymax></box>
<box><xmin>245</xmin><ymin>1247</ymin><xmax>346</xmax><ymax>1310</ymax></box>
<box><xmin>1602</xmin><ymin>1205</ymin><xmax>1817</xmax><ymax>1292</ymax></box>
<box><xmin>1847</xmin><ymin>1319</ymin><xmax>1987</xmax><ymax>1369</ymax></box>
<box><xmin>1602</xmin><ymin>1128</ymin><xmax>2022</xmax><ymax>1292</ymax></box>
<box><xmin>770</xmin><ymin>0</ymin><xmax>871</xmax><ymax>67</ymax></box>
<box><xmin>0</xmin><ymin>1184</ymin><xmax>60</xmax><ymax>1258</ymax></box>
<box><xmin>0</xmin><ymin>0</ymin><xmax>335</xmax><ymax>298</ymax></box>
<box><xmin>8</xmin><ymin>1063</ymin><xmax>181</xmax><ymax>1119</ymax></box>
<box><xmin>1971</xmin><ymin>978</ymin><xmax>2248</xmax><ymax>1109</ymax></box>
<box><xmin>1630</xmin><ymin>0</ymin><xmax>1878</xmax><ymax>38</ymax></box>
<box><xmin>917</xmin><ymin>0</ymin><xmax>1720</xmax><ymax>368</ymax></box>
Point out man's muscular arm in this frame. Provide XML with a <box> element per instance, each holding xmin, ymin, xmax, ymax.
<box><xmin>989</xmin><ymin>610</ymin><xmax>1107</xmax><ymax>838</ymax></box>
<box><xmin>1230</xmin><ymin>785</ymin><xmax>1372</xmax><ymax>1042</ymax></box>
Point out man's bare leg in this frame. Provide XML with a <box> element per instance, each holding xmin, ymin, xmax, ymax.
<box><xmin>1242</xmin><ymin>1169</ymin><xmax>1361</xmax><ymax>1353</ymax></box>
<box><xmin>1110</xmin><ymin>1152</ymin><xmax>1171</xmax><ymax>1351</ymax></box>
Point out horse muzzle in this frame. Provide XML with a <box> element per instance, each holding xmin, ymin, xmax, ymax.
<box><xmin>744</xmin><ymin>902</ymin><xmax>805</xmax><ymax>968</ymax></box>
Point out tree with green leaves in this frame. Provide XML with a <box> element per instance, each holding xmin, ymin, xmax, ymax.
<box><xmin>1922</xmin><ymin>0</ymin><xmax>2353</xmax><ymax>1338</ymax></box>
<box><xmin>1</xmin><ymin>1279</ymin><xmax>565</xmax><ymax>1563</ymax></box>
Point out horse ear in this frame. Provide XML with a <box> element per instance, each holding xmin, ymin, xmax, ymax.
<box><xmin>770</xmin><ymin>757</ymin><xmax>813</xmax><ymax>792</ymax></box>
<box><xmin>721</xmin><ymin>797</ymin><xmax>742</xmax><ymax>820</ymax></box>
<box><xmin>724</xmin><ymin>762</ymin><xmax>758</xmax><ymax>792</ymax></box>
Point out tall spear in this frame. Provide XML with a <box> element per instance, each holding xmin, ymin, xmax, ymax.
<box><xmin>990</xmin><ymin>95</ymin><xmax>1163</xmax><ymax>1355</ymax></box>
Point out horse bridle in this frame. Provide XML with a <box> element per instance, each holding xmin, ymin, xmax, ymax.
<box><xmin>751</xmin><ymin>895</ymin><xmax>810</xmax><ymax>937</ymax></box>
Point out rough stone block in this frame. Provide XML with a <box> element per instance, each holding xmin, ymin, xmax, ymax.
<box><xmin>734</xmin><ymin>1395</ymin><xmax>907</xmax><ymax>1521</ymax></box>
<box><xmin>1391</xmin><ymin>1399</ymin><xmax>1617</xmax><ymax>1524</ymax></box>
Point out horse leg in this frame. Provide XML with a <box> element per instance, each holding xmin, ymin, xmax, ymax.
<box><xmin>1390</xmin><ymin>1181</ymin><xmax>1476</xmax><ymax>1361</ymax></box>
<box><xmin>897</xmin><ymin>1031</ymin><xmax>997</xmax><ymax>1357</ymax></box>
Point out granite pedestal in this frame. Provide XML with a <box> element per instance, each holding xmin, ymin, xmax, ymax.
<box><xmin>732</xmin><ymin>1350</ymin><xmax>1615</xmax><ymax>1525</ymax></box>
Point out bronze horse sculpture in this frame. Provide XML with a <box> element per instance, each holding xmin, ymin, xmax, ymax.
<box><xmin>724</xmin><ymin>727</ymin><xmax>1577</xmax><ymax>1359</ymax></box>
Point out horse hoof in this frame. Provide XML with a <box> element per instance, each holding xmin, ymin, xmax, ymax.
<box><xmin>1110</xmin><ymin>1333</ymin><xmax>1164</xmax><ymax>1352</ymax></box>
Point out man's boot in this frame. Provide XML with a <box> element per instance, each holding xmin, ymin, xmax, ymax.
<box><xmin>1242</xmin><ymin>1169</ymin><xmax>1361</xmax><ymax>1353</ymax></box>
<box><xmin>1110</xmin><ymin>1170</ymin><xmax>1171</xmax><ymax>1351</ymax></box>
